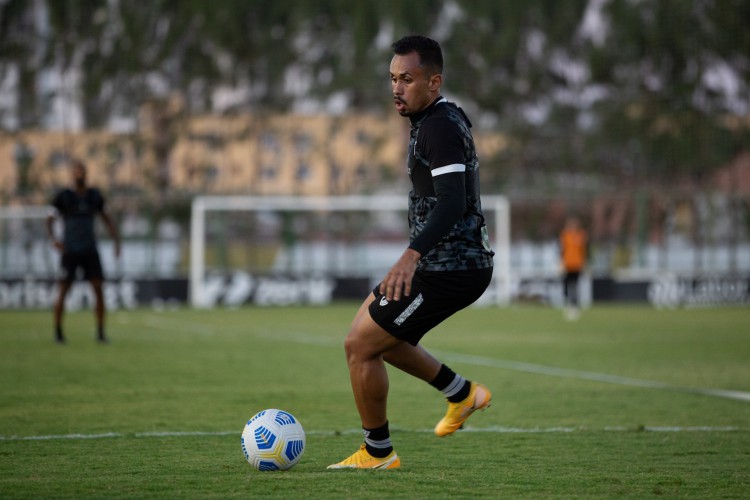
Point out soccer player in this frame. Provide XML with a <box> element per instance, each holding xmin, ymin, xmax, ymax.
<box><xmin>328</xmin><ymin>35</ymin><xmax>495</xmax><ymax>470</ymax></box>
<box><xmin>559</xmin><ymin>216</ymin><xmax>588</xmax><ymax>320</ymax></box>
<box><xmin>47</xmin><ymin>160</ymin><xmax>120</xmax><ymax>344</ymax></box>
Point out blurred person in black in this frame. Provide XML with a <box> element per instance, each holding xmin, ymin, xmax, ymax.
<box><xmin>46</xmin><ymin>160</ymin><xmax>120</xmax><ymax>344</ymax></box>
<box><xmin>328</xmin><ymin>35</ymin><xmax>494</xmax><ymax>470</ymax></box>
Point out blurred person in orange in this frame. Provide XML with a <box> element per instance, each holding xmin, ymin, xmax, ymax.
<box><xmin>559</xmin><ymin>216</ymin><xmax>588</xmax><ymax>320</ymax></box>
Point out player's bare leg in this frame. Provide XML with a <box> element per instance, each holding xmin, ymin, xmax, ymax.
<box><xmin>328</xmin><ymin>294</ymin><xmax>402</xmax><ymax>469</ymax></box>
<box><xmin>53</xmin><ymin>281</ymin><xmax>72</xmax><ymax>343</ymax></box>
<box><xmin>90</xmin><ymin>277</ymin><xmax>108</xmax><ymax>343</ymax></box>
<box><xmin>344</xmin><ymin>295</ymin><xmax>403</xmax><ymax>429</ymax></box>
<box><xmin>383</xmin><ymin>331</ymin><xmax>491</xmax><ymax>436</ymax></box>
<box><xmin>383</xmin><ymin>342</ymin><xmax>441</xmax><ymax>382</ymax></box>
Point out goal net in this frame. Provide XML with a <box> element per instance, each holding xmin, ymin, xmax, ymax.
<box><xmin>0</xmin><ymin>205</ymin><xmax>131</xmax><ymax>311</ymax></box>
<box><xmin>0</xmin><ymin>205</ymin><xmax>56</xmax><ymax>278</ymax></box>
<box><xmin>189</xmin><ymin>194</ymin><xmax>510</xmax><ymax>307</ymax></box>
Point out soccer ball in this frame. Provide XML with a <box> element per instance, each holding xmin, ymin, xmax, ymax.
<box><xmin>241</xmin><ymin>409</ymin><xmax>306</xmax><ymax>471</ymax></box>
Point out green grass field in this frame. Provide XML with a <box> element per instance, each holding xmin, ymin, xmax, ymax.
<box><xmin>1</xmin><ymin>304</ymin><xmax>749</xmax><ymax>498</ymax></box>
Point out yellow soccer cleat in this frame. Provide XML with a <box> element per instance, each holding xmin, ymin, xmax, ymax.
<box><xmin>327</xmin><ymin>444</ymin><xmax>401</xmax><ymax>470</ymax></box>
<box><xmin>434</xmin><ymin>382</ymin><xmax>491</xmax><ymax>437</ymax></box>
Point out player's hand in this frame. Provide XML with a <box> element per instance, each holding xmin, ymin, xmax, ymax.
<box><xmin>379</xmin><ymin>248</ymin><xmax>421</xmax><ymax>301</ymax></box>
<box><xmin>53</xmin><ymin>240</ymin><xmax>64</xmax><ymax>252</ymax></box>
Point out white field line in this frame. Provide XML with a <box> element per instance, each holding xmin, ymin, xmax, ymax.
<box><xmin>136</xmin><ymin>314</ymin><xmax>217</xmax><ymax>336</ymax></box>
<box><xmin>115</xmin><ymin>317</ymin><xmax>750</xmax><ymax>404</ymax></box>
<box><xmin>253</xmin><ymin>329</ymin><xmax>750</xmax><ymax>403</ymax></box>
<box><xmin>431</xmin><ymin>350</ymin><xmax>750</xmax><ymax>403</ymax></box>
<box><xmin>1</xmin><ymin>426</ymin><xmax>747</xmax><ymax>442</ymax></box>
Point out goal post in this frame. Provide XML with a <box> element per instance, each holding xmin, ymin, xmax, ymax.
<box><xmin>189</xmin><ymin>194</ymin><xmax>511</xmax><ymax>307</ymax></box>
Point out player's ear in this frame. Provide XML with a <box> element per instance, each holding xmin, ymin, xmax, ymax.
<box><xmin>428</xmin><ymin>73</ymin><xmax>442</xmax><ymax>92</ymax></box>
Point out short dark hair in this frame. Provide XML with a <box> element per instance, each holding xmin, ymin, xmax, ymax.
<box><xmin>391</xmin><ymin>35</ymin><xmax>443</xmax><ymax>75</ymax></box>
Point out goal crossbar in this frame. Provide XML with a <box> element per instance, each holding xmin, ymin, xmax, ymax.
<box><xmin>0</xmin><ymin>206</ymin><xmax>52</xmax><ymax>220</ymax></box>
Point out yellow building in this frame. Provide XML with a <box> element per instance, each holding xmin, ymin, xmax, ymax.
<box><xmin>0</xmin><ymin>110</ymin><xmax>506</xmax><ymax>203</ymax></box>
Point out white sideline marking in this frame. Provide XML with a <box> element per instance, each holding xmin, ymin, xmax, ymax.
<box><xmin>139</xmin><ymin>315</ymin><xmax>217</xmax><ymax>336</ymax></box>
<box><xmin>432</xmin><ymin>350</ymin><xmax>750</xmax><ymax>403</ymax></box>
<box><xmin>1</xmin><ymin>426</ymin><xmax>746</xmax><ymax>442</ymax></box>
<box><xmin>248</xmin><ymin>329</ymin><xmax>750</xmax><ymax>403</ymax></box>
<box><xmin>0</xmin><ymin>432</ymin><xmax>123</xmax><ymax>441</ymax></box>
<box><xmin>254</xmin><ymin>330</ymin><xmax>750</xmax><ymax>403</ymax></box>
<box><xmin>136</xmin><ymin>431</ymin><xmax>236</xmax><ymax>437</ymax></box>
<box><xmin>113</xmin><ymin>320</ymin><xmax>750</xmax><ymax>404</ymax></box>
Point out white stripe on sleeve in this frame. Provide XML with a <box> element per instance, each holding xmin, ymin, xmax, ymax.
<box><xmin>431</xmin><ymin>163</ymin><xmax>466</xmax><ymax>177</ymax></box>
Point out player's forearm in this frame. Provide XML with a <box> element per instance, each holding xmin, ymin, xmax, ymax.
<box><xmin>101</xmin><ymin>214</ymin><xmax>120</xmax><ymax>244</ymax></box>
<box><xmin>409</xmin><ymin>174</ymin><xmax>466</xmax><ymax>255</ymax></box>
<box><xmin>46</xmin><ymin>216</ymin><xmax>57</xmax><ymax>242</ymax></box>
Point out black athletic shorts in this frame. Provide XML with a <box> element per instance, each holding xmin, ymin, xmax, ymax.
<box><xmin>368</xmin><ymin>267</ymin><xmax>493</xmax><ymax>346</ymax></box>
<box><xmin>60</xmin><ymin>250</ymin><xmax>104</xmax><ymax>283</ymax></box>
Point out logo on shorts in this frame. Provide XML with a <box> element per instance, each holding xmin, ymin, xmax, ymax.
<box><xmin>380</xmin><ymin>297</ymin><xmax>388</xmax><ymax>306</ymax></box>
<box><xmin>394</xmin><ymin>293</ymin><xmax>424</xmax><ymax>326</ymax></box>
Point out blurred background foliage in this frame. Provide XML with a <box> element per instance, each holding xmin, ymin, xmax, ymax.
<box><xmin>1</xmin><ymin>0</ymin><xmax>748</xmax><ymax>187</ymax></box>
<box><xmin>2</xmin><ymin>0</ymin><xmax>750</xmax><ymax>277</ymax></box>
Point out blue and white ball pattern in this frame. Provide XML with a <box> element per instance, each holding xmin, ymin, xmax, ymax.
<box><xmin>241</xmin><ymin>409</ymin><xmax>306</xmax><ymax>471</ymax></box>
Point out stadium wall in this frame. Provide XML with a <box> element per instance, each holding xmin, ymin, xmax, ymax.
<box><xmin>1</xmin><ymin>274</ymin><xmax>747</xmax><ymax>310</ymax></box>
